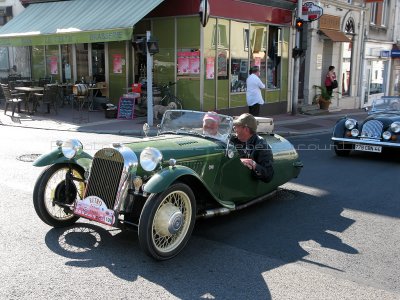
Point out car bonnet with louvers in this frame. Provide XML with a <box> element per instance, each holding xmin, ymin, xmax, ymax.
<box><xmin>83</xmin><ymin>134</ymin><xmax>224</xmax><ymax>212</ymax></box>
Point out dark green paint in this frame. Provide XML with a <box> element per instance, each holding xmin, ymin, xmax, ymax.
<box><xmin>33</xmin><ymin>148</ymin><xmax>93</xmax><ymax>170</ymax></box>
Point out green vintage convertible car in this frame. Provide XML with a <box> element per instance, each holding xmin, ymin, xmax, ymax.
<box><xmin>33</xmin><ymin>110</ymin><xmax>302</xmax><ymax>260</ymax></box>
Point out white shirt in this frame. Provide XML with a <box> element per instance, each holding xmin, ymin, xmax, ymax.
<box><xmin>246</xmin><ymin>73</ymin><xmax>265</xmax><ymax>106</ymax></box>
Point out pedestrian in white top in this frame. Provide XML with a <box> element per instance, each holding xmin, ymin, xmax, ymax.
<box><xmin>246</xmin><ymin>66</ymin><xmax>265</xmax><ymax>116</ymax></box>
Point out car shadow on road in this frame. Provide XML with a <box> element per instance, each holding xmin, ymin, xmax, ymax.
<box><xmin>44</xmin><ymin>188</ymin><xmax>357</xmax><ymax>299</ymax></box>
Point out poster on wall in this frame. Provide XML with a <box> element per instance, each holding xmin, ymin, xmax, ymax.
<box><xmin>189</xmin><ymin>51</ymin><xmax>200</xmax><ymax>74</ymax></box>
<box><xmin>177</xmin><ymin>51</ymin><xmax>190</xmax><ymax>75</ymax></box>
<box><xmin>50</xmin><ymin>56</ymin><xmax>58</xmax><ymax>75</ymax></box>
<box><xmin>206</xmin><ymin>57</ymin><xmax>215</xmax><ymax>79</ymax></box>
<box><xmin>217</xmin><ymin>50</ymin><xmax>227</xmax><ymax>76</ymax></box>
<box><xmin>113</xmin><ymin>54</ymin><xmax>122</xmax><ymax>74</ymax></box>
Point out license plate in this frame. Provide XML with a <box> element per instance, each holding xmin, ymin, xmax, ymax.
<box><xmin>74</xmin><ymin>196</ymin><xmax>115</xmax><ymax>226</ymax></box>
<box><xmin>354</xmin><ymin>144</ymin><xmax>382</xmax><ymax>153</ymax></box>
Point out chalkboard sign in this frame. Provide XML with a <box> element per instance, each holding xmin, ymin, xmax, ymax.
<box><xmin>117</xmin><ymin>97</ymin><xmax>135</xmax><ymax>119</ymax></box>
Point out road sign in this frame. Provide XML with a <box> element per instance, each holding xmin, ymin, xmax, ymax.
<box><xmin>301</xmin><ymin>1</ymin><xmax>323</xmax><ymax>22</ymax></box>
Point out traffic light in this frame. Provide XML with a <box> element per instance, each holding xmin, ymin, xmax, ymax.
<box><xmin>132</xmin><ymin>37</ymin><xmax>147</xmax><ymax>54</ymax></box>
<box><xmin>295</xmin><ymin>18</ymin><xmax>304</xmax><ymax>31</ymax></box>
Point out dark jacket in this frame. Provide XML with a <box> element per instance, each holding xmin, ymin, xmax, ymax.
<box><xmin>231</xmin><ymin>134</ymin><xmax>274</xmax><ymax>183</ymax></box>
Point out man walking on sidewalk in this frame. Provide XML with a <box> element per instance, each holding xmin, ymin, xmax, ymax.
<box><xmin>246</xmin><ymin>65</ymin><xmax>265</xmax><ymax>116</ymax></box>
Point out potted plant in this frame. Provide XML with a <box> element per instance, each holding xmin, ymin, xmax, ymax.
<box><xmin>312</xmin><ymin>85</ymin><xmax>339</xmax><ymax>110</ymax></box>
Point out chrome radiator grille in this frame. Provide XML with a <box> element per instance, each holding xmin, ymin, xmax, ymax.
<box><xmin>85</xmin><ymin>148</ymin><xmax>124</xmax><ymax>209</ymax></box>
<box><xmin>361</xmin><ymin>120</ymin><xmax>383</xmax><ymax>139</ymax></box>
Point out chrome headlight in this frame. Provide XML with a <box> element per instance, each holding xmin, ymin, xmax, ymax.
<box><xmin>351</xmin><ymin>129</ymin><xmax>359</xmax><ymax>137</ymax></box>
<box><xmin>61</xmin><ymin>139</ymin><xmax>83</xmax><ymax>159</ymax></box>
<box><xmin>382</xmin><ymin>131</ymin><xmax>391</xmax><ymax>140</ymax></box>
<box><xmin>390</xmin><ymin>122</ymin><xmax>400</xmax><ymax>133</ymax></box>
<box><xmin>140</xmin><ymin>147</ymin><xmax>163</xmax><ymax>171</ymax></box>
<box><xmin>345</xmin><ymin>119</ymin><xmax>357</xmax><ymax>130</ymax></box>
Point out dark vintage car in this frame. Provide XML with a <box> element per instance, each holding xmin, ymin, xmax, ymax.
<box><xmin>33</xmin><ymin>110</ymin><xmax>303</xmax><ymax>260</ymax></box>
<box><xmin>332</xmin><ymin>96</ymin><xmax>400</xmax><ymax>156</ymax></box>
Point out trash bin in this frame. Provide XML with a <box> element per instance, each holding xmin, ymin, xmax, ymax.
<box><xmin>105</xmin><ymin>108</ymin><xmax>117</xmax><ymax>118</ymax></box>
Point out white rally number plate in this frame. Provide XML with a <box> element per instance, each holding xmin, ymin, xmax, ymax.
<box><xmin>74</xmin><ymin>196</ymin><xmax>115</xmax><ymax>226</ymax></box>
<box><xmin>354</xmin><ymin>144</ymin><xmax>382</xmax><ymax>153</ymax></box>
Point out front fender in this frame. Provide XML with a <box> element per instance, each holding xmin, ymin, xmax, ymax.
<box><xmin>144</xmin><ymin>165</ymin><xmax>236</xmax><ymax>209</ymax></box>
<box><xmin>33</xmin><ymin>148</ymin><xmax>93</xmax><ymax>171</ymax></box>
<box><xmin>143</xmin><ymin>165</ymin><xmax>202</xmax><ymax>194</ymax></box>
<box><xmin>332</xmin><ymin>117</ymin><xmax>348</xmax><ymax>138</ymax></box>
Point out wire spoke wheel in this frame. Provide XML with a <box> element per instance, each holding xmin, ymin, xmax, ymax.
<box><xmin>139</xmin><ymin>183</ymin><xmax>196</xmax><ymax>260</ymax></box>
<box><xmin>33</xmin><ymin>164</ymin><xmax>85</xmax><ymax>227</ymax></box>
<box><xmin>152</xmin><ymin>190</ymin><xmax>191</xmax><ymax>252</ymax></box>
<box><xmin>44</xmin><ymin>168</ymin><xmax>84</xmax><ymax>220</ymax></box>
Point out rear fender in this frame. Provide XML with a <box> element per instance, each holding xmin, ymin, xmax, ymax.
<box><xmin>33</xmin><ymin>148</ymin><xmax>93</xmax><ymax>171</ymax></box>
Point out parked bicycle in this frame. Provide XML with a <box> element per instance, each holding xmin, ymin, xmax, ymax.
<box><xmin>133</xmin><ymin>81</ymin><xmax>183</xmax><ymax>117</ymax></box>
<box><xmin>158</xmin><ymin>81</ymin><xmax>183</xmax><ymax>109</ymax></box>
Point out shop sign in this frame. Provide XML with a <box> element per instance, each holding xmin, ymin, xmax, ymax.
<box><xmin>0</xmin><ymin>28</ymin><xmax>132</xmax><ymax>46</ymax></box>
<box><xmin>391</xmin><ymin>50</ymin><xmax>400</xmax><ymax>58</ymax></box>
<box><xmin>319</xmin><ymin>15</ymin><xmax>340</xmax><ymax>31</ymax></box>
<box><xmin>301</xmin><ymin>2</ymin><xmax>323</xmax><ymax>22</ymax></box>
<box><xmin>380</xmin><ymin>50</ymin><xmax>390</xmax><ymax>58</ymax></box>
<box><xmin>199</xmin><ymin>0</ymin><xmax>210</xmax><ymax>27</ymax></box>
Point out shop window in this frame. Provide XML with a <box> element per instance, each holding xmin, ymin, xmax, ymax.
<box><xmin>76</xmin><ymin>43</ymin><xmax>89</xmax><ymax>82</ymax></box>
<box><xmin>91</xmin><ymin>43</ymin><xmax>105</xmax><ymax>83</ymax></box>
<box><xmin>244</xmin><ymin>29</ymin><xmax>249</xmax><ymax>51</ymax></box>
<box><xmin>61</xmin><ymin>44</ymin><xmax>73</xmax><ymax>83</ymax></box>
<box><xmin>368</xmin><ymin>60</ymin><xmax>386</xmax><ymax>95</ymax></box>
<box><xmin>230</xmin><ymin>21</ymin><xmax>250</xmax><ymax>93</ymax></box>
<box><xmin>45</xmin><ymin>45</ymin><xmax>60</xmax><ymax>82</ymax></box>
<box><xmin>32</xmin><ymin>46</ymin><xmax>45</xmax><ymax>79</ymax></box>
<box><xmin>341</xmin><ymin>19</ymin><xmax>354</xmax><ymax>96</ymax></box>
<box><xmin>0</xmin><ymin>47</ymin><xmax>9</xmax><ymax>70</ymax></box>
<box><xmin>267</xmin><ymin>27</ymin><xmax>281</xmax><ymax>89</ymax></box>
<box><xmin>212</xmin><ymin>24</ymin><xmax>228</xmax><ymax>48</ymax></box>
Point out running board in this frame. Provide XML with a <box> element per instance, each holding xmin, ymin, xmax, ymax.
<box><xmin>197</xmin><ymin>189</ymin><xmax>278</xmax><ymax>219</ymax></box>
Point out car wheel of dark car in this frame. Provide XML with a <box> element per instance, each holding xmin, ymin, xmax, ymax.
<box><xmin>138</xmin><ymin>182</ymin><xmax>196</xmax><ymax>260</ymax></box>
<box><xmin>333</xmin><ymin>142</ymin><xmax>352</xmax><ymax>157</ymax></box>
<box><xmin>33</xmin><ymin>163</ymin><xmax>85</xmax><ymax>227</ymax></box>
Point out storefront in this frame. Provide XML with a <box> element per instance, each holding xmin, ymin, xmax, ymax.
<box><xmin>0</xmin><ymin>0</ymin><xmax>294</xmax><ymax>113</ymax></box>
<box><xmin>362</xmin><ymin>42</ymin><xmax>392</xmax><ymax>106</ymax></box>
<box><xmin>390</xmin><ymin>45</ymin><xmax>400</xmax><ymax>96</ymax></box>
<box><xmin>135</xmin><ymin>0</ymin><xmax>294</xmax><ymax>113</ymax></box>
<box><xmin>0</xmin><ymin>0</ymin><xmax>164</xmax><ymax>103</ymax></box>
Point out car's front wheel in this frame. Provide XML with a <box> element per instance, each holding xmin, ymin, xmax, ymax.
<box><xmin>138</xmin><ymin>183</ymin><xmax>196</xmax><ymax>260</ymax></box>
<box><xmin>33</xmin><ymin>163</ymin><xmax>85</xmax><ymax>227</ymax></box>
<box><xmin>333</xmin><ymin>142</ymin><xmax>352</xmax><ymax>156</ymax></box>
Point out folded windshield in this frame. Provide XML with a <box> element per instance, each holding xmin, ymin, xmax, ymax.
<box><xmin>160</xmin><ymin>110</ymin><xmax>233</xmax><ymax>142</ymax></box>
<box><xmin>371</xmin><ymin>97</ymin><xmax>400</xmax><ymax>113</ymax></box>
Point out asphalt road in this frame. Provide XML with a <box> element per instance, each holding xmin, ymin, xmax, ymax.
<box><xmin>0</xmin><ymin>126</ymin><xmax>399</xmax><ymax>300</ymax></box>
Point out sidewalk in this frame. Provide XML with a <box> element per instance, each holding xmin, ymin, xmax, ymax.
<box><xmin>0</xmin><ymin>104</ymin><xmax>368</xmax><ymax>137</ymax></box>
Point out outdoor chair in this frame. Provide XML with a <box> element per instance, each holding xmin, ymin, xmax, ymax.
<box><xmin>34</xmin><ymin>84</ymin><xmax>58</xmax><ymax>114</ymax></box>
<box><xmin>38</xmin><ymin>77</ymin><xmax>51</xmax><ymax>87</ymax></box>
<box><xmin>1</xmin><ymin>84</ymin><xmax>26</xmax><ymax>116</ymax></box>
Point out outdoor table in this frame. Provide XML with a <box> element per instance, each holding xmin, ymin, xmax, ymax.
<box><xmin>14</xmin><ymin>86</ymin><xmax>44</xmax><ymax>114</ymax></box>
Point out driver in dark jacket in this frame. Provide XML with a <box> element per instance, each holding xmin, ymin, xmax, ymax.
<box><xmin>231</xmin><ymin>113</ymin><xmax>274</xmax><ymax>183</ymax></box>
